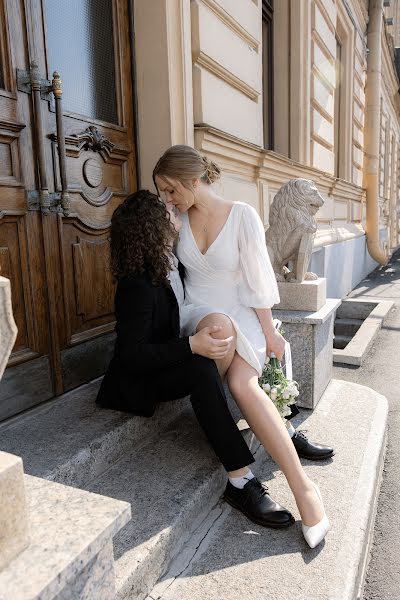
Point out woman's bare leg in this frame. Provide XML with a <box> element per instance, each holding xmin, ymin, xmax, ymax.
<box><xmin>196</xmin><ymin>313</ymin><xmax>236</xmax><ymax>380</ymax></box>
<box><xmin>196</xmin><ymin>314</ymin><xmax>248</xmax><ymax>479</ymax></box>
<box><xmin>227</xmin><ymin>353</ymin><xmax>324</xmax><ymax>526</ymax></box>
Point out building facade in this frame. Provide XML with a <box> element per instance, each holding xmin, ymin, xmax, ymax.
<box><xmin>0</xmin><ymin>0</ymin><xmax>399</xmax><ymax>421</ymax></box>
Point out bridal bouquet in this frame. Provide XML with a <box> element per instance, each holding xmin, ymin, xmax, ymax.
<box><xmin>258</xmin><ymin>323</ymin><xmax>300</xmax><ymax>420</ymax></box>
<box><xmin>259</xmin><ymin>357</ymin><xmax>299</xmax><ymax>420</ymax></box>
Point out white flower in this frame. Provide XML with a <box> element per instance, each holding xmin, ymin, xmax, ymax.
<box><xmin>282</xmin><ymin>389</ymin><xmax>291</xmax><ymax>400</ymax></box>
<box><xmin>262</xmin><ymin>383</ymin><xmax>271</xmax><ymax>393</ymax></box>
<box><xmin>264</xmin><ymin>357</ymin><xmax>270</xmax><ymax>365</ymax></box>
<box><xmin>270</xmin><ymin>387</ymin><xmax>277</xmax><ymax>400</ymax></box>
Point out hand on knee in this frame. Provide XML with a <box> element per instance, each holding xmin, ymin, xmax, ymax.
<box><xmin>198</xmin><ymin>313</ymin><xmax>235</xmax><ymax>341</ymax></box>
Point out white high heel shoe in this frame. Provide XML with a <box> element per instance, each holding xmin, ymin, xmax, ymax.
<box><xmin>302</xmin><ymin>483</ymin><xmax>330</xmax><ymax>549</ymax></box>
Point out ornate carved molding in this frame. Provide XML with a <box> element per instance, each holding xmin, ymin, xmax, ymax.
<box><xmin>60</xmin><ymin>213</ymin><xmax>111</xmax><ymax>231</ymax></box>
<box><xmin>72</xmin><ymin>125</ymin><xmax>115</xmax><ymax>156</ymax></box>
<box><xmin>79</xmin><ymin>187</ymin><xmax>113</xmax><ymax>208</ymax></box>
<box><xmin>50</xmin><ymin>125</ymin><xmax>130</xmax><ymax>161</ymax></box>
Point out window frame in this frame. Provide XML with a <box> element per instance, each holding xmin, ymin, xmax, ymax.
<box><xmin>262</xmin><ymin>0</ymin><xmax>274</xmax><ymax>151</ymax></box>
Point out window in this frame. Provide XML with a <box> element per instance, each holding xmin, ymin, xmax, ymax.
<box><xmin>334</xmin><ymin>36</ymin><xmax>342</xmax><ymax>177</ymax></box>
<box><xmin>43</xmin><ymin>0</ymin><xmax>118</xmax><ymax>123</ymax></box>
<box><xmin>262</xmin><ymin>0</ymin><xmax>274</xmax><ymax>150</ymax></box>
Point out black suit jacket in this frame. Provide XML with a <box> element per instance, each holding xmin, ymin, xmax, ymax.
<box><xmin>96</xmin><ymin>271</ymin><xmax>192</xmax><ymax>416</ymax></box>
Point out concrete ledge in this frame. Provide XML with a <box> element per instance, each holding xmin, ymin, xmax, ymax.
<box><xmin>146</xmin><ymin>380</ymin><xmax>388</xmax><ymax>600</ymax></box>
<box><xmin>333</xmin><ymin>300</ymin><xmax>394</xmax><ymax>366</ymax></box>
<box><xmin>0</xmin><ymin>475</ymin><xmax>131</xmax><ymax>600</ymax></box>
<box><xmin>273</xmin><ymin>298</ymin><xmax>341</xmax><ymax>324</ymax></box>
<box><xmin>0</xmin><ymin>452</ymin><xmax>29</xmax><ymax>570</ymax></box>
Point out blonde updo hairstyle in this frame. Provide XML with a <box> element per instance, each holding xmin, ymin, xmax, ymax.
<box><xmin>152</xmin><ymin>145</ymin><xmax>221</xmax><ymax>197</ymax></box>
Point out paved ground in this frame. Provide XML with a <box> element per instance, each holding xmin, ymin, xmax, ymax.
<box><xmin>147</xmin><ymin>380</ymin><xmax>386</xmax><ymax>600</ymax></box>
<box><xmin>333</xmin><ymin>249</ymin><xmax>400</xmax><ymax>600</ymax></box>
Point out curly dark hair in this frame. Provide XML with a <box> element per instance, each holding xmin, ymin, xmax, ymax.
<box><xmin>110</xmin><ymin>190</ymin><xmax>176</xmax><ymax>285</ymax></box>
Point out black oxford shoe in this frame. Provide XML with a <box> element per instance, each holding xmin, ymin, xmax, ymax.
<box><xmin>292</xmin><ymin>430</ymin><xmax>335</xmax><ymax>461</ymax></box>
<box><xmin>224</xmin><ymin>478</ymin><xmax>295</xmax><ymax>529</ymax></box>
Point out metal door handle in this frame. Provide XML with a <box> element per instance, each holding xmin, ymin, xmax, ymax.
<box><xmin>51</xmin><ymin>71</ymin><xmax>70</xmax><ymax>216</ymax></box>
<box><xmin>30</xmin><ymin>62</ymin><xmax>51</xmax><ymax>214</ymax></box>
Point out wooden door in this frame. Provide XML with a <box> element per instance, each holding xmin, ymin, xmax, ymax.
<box><xmin>0</xmin><ymin>0</ymin><xmax>137</xmax><ymax>421</ymax></box>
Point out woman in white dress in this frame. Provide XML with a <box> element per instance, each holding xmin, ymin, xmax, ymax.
<box><xmin>153</xmin><ymin>145</ymin><xmax>329</xmax><ymax>548</ymax></box>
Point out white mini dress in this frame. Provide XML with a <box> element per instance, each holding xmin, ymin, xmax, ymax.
<box><xmin>176</xmin><ymin>201</ymin><xmax>280</xmax><ymax>376</ymax></box>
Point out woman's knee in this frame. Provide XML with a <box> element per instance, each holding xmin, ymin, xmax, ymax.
<box><xmin>197</xmin><ymin>313</ymin><xmax>235</xmax><ymax>340</ymax></box>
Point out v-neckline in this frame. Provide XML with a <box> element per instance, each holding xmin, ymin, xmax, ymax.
<box><xmin>186</xmin><ymin>204</ymin><xmax>235</xmax><ymax>256</ymax></box>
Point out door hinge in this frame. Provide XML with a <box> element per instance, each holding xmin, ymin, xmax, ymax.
<box><xmin>26</xmin><ymin>190</ymin><xmax>63</xmax><ymax>212</ymax></box>
<box><xmin>16</xmin><ymin>67</ymin><xmax>53</xmax><ymax>101</ymax></box>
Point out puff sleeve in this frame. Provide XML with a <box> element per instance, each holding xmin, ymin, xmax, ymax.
<box><xmin>238</xmin><ymin>204</ymin><xmax>280</xmax><ymax>309</ymax></box>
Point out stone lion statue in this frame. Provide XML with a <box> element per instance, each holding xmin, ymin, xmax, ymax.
<box><xmin>265</xmin><ymin>178</ymin><xmax>324</xmax><ymax>283</ymax></box>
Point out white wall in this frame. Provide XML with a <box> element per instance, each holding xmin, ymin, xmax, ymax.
<box><xmin>310</xmin><ymin>235</ymin><xmax>378</xmax><ymax>298</ymax></box>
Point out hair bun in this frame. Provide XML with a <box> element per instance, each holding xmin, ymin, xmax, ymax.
<box><xmin>201</xmin><ymin>155</ymin><xmax>221</xmax><ymax>184</ymax></box>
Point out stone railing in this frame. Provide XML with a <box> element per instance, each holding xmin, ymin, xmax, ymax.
<box><xmin>0</xmin><ymin>276</ymin><xmax>17</xmax><ymax>380</ymax></box>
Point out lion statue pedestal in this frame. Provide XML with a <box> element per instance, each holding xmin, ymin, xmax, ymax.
<box><xmin>266</xmin><ymin>179</ymin><xmax>341</xmax><ymax>409</ymax></box>
<box><xmin>275</xmin><ymin>278</ymin><xmax>326</xmax><ymax>312</ymax></box>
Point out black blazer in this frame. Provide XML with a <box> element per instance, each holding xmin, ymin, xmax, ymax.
<box><xmin>96</xmin><ymin>272</ymin><xmax>192</xmax><ymax>416</ymax></box>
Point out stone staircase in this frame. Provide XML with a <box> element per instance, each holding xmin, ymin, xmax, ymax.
<box><xmin>0</xmin><ymin>377</ymin><xmax>388</xmax><ymax>600</ymax></box>
<box><xmin>0</xmin><ymin>379</ymin><xmax>251</xmax><ymax>599</ymax></box>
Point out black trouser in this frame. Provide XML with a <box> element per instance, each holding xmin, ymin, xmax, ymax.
<box><xmin>159</xmin><ymin>354</ymin><xmax>254</xmax><ymax>472</ymax></box>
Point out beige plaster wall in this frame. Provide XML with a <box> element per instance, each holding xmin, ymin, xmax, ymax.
<box><xmin>191</xmin><ymin>0</ymin><xmax>263</xmax><ymax>146</ymax></box>
<box><xmin>134</xmin><ymin>0</ymin><xmax>400</xmax><ymax>252</ymax></box>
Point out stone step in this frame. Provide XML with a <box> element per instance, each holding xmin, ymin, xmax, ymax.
<box><xmin>0</xmin><ymin>379</ymin><xmax>187</xmax><ymax>488</ymax></box>
<box><xmin>334</xmin><ymin>317</ymin><xmax>363</xmax><ymax>337</ymax></box>
<box><xmin>82</xmin><ymin>406</ymin><xmax>254</xmax><ymax>600</ymax></box>
<box><xmin>333</xmin><ymin>334</ymin><xmax>352</xmax><ymax>349</ymax></box>
<box><xmin>146</xmin><ymin>380</ymin><xmax>388</xmax><ymax>600</ymax></box>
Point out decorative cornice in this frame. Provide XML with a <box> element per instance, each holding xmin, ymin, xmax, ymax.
<box><xmin>195</xmin><ymin>126</ymin><xmax>366</xmax><ymax>202</ymax></box>
<box><xmin>200</xmin><ymin>0</ymin><xmax>259</xmax><ymax>51</ymax></box>
<box><xmin>193</xmin><ymin>51</ymin><xmax>260</xmax><ymax>101</ymax></box>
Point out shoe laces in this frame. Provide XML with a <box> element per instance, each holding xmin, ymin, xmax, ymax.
<box><xmin>296</xmin><ymin>429</ymin><xmax>309</xmax><ymax>441</ymax></box>
<box><xmin>250</xmin><ymin>478</ymin><xmax>270</xmax><ymax>501</ymax></box>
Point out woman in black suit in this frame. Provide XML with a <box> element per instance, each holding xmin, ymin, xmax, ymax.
<box><xmin>97</xmin><ymin>190</ymin><xmax>294</xmax><ymax>529</ymax></box>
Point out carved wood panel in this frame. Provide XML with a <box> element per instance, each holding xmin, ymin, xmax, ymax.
<box><xmin>60</xmin><ymin>218</ymin><xmax>116</xmax><ymax>346</ymax></box>
<box><xmin>0</xmin><ymin>132</ymin><xmax>22</xmax><ymax>185</ymax></box>
<box><xmin>0</xmin><ymin>143</ymin><xmax>12</xmax><ymax>176</ymax></box>
<box><xmin>73</xmin><ymin>237</ymin><xmax>114</xmax><ymax>321</ymax></box>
